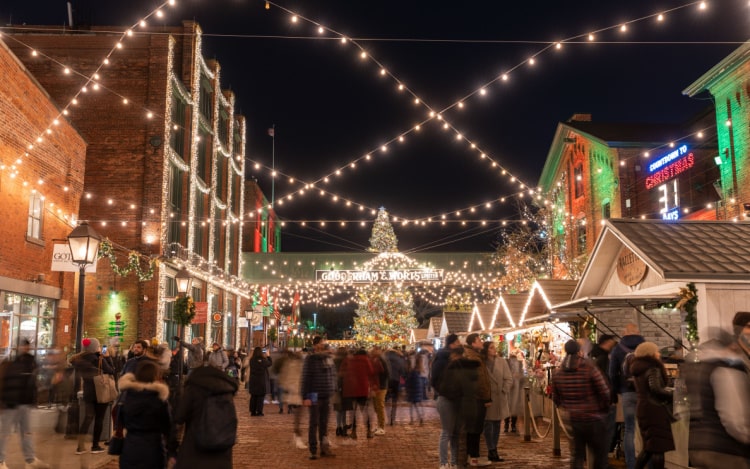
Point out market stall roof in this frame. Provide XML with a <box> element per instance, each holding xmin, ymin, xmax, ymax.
<box><xmin>518</xmin><ymin>279</ymin><xmax>578</xmax><ymax>327</ymax></box>
<box><xmin>410</xmin><ymin>328</ymin><xmax>428</xmax><ymax>344</ymax></box>
<box><xmin>443</xmin><ymin>311</ymin><xmax>472</xmax><ymax>334</ymax></box>
<box><xmin>427</xmin><ymin>315</ymin><xmax>443</xmax><ymax>339</ymax></box>
<box><xmin>497</xmin><ymin>293</ymin><xmax>529</xmax><ymax>329</ymax></box>
<box><xmin>469</xmin><ymin>302</ymin><xmax>497</xmax><ymax>332</ymax></box>
<box><xmin>575</xmin><ymin>219</ymin><xmax>750</xmax><ymax>299</ymax></box>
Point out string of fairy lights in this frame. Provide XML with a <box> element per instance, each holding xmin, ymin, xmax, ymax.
<box><xmin>1</xmin><ymin>0</ymin><xmax>725</xmax><ymax>235</ymax></box>
<box><xmin>1</xmin><ymin>0</ymin><xmax>740</xmax><ymax>312</ymax></box>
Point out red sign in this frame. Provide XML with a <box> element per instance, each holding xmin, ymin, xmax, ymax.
<box><xmin>645</xmin><ymin>153</ymin><xmax>694</xmax><ymax>190</ymax></box>
<box><xmin>193</xmin><ymin>302</ymin><xmax>208</xmax><ymax>324</ymax></box>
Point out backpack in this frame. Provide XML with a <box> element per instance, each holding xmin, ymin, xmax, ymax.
<box><xmin>194</xmin><ymin>391</ymin><xmax>237</xmax><ymax>452</ymax></box>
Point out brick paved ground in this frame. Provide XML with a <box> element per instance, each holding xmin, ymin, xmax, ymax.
<box><xmin>99</xmin><ymin>390</ymin><xmax>586</xmax><ymax>469</ymax></box>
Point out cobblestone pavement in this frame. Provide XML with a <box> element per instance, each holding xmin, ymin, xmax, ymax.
<box><xmin>100</xmin><ymin>390</ymin><xmax>585</xmax><ymax>469</ymax></box>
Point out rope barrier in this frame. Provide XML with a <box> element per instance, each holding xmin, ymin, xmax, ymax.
<box><xmin>525</xmin><ymin>398</ymin><xmax>553</xmax><ymax>439</ymax></box>
<box><xmin>554</xmin><ymin>405</ymin><xmax>572</xmax><ymax>440</ymax></box>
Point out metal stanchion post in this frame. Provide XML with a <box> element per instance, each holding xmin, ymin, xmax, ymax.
<box><xmin>552</xmin><ymin>402</ymin><xmax>561</xmax><ymax>456</ymax></box>
<box><xmin>523</xmin><ymin>382</ymin><xmax>532</xmax><ymax>442</ymax></box>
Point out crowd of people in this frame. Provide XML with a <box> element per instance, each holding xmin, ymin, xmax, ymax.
<box><xmin>0</xmin><ymin>311</ymin><xmax>747</xmax><ymax>469</ymax></box>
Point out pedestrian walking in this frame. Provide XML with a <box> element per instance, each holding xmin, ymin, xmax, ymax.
<box><xmin>276</xmin><ymin>350</ymin><xmax>307</xmax><ymax>449</ymax></box>
<box><xmin>551</xmin><ymin>339</ymin><xmax>611</xmax><ymax>469</ymax></box>
<box><xmin>482</xmin><ymin>341</ymin><xmax>512</xmax><ymax>463</ymax></box>
<box><xmin>629</xmin><ymin>342</ymin><xmax>675</xmax><ymax>469</ymax></box>
<box><xmin>208</xmin><ymin>342</ymin><xmax>229</xmax><ymax>371</ymax></box>
<box><xmin>431</xmin><ymin>333</ymin><xmax>463</xmax><ymax>469</ymax></box>
<box><xmin>0</xmin><ymin>338</ymin><xmax>50</xmax><ymax>469</ymax></box>
<box><xmin>369</xmin><ymin>346</ymin><xmax>389</xmax><ymax>435</ymax></box>
<box><xmin>405</xmin><ymin>352</ymin><xmax>425</xmax><ymax>425</ymax></box>
<box><xmin>70</xmin><ymin>337</ymin><xmax>115</xmax><ymax>455</ymax></box>
<box><xmin>384</xmin><ymin>348</ymin><xmax>406</xmax><ymax>426</ymax></box>
<box><xmin>302</xmin><ymin>336</ymin><xmax>336</xmax><ymax>460</ymax></box>
<box><xmin>609</xmin><ymin>323</ymin><xmax>645</xmax><ymax>469</ymax></box>
<box><xmin>340</xmin><ymin>348</ymin><xmax>374</xmax><ymax>439</ymax></box>
<box><xmin>462</xmin><ymin>333</ymin><xmax>492</xmax><ymax>467</ymax></box>
<box><xmin>684</xmin><ymin>318</ymin><xmax>750</xmax><ymax>469</ymax></box>
<box><xmin>118</xmin><ymin>360</ymin><xmax>172</xmax><ymax>469</ymax></box>
<box><xmin>173</xmin><ymin>365</ymin><xmax>238</xmax><ymax>469</ymax></box>
<box><xmin>590</xmin><ymin>334</ymin><xmax>618</xmax><ymax>463</ymax></box>
<box><xmin>248</xmin><ymin>347</ymin><xmax>271</xmax><ymax>416</ymax></box>
<box><xmin>174</xmin><ymin>336</ymin><xmax>205</xmax><ymax>375</ymax></box>
<box><xmin>504</xmin><ymin>349</ymin><xmax>525</xmax><ymax>434</ymax></box>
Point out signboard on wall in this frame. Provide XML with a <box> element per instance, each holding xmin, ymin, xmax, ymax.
<box><xmin>316</xmin><ymin>269</ymin><xmax>444</xmax><ymax>284</ymax></box>
<box><xmin>616</xmin><ymin>247</ymin><xmax>648</xmax><ymax>286</ymax></box>
<box><xmin>193</xmin><ymin>302</ymin><xmax>208</xmax><ymax>324</ymax></box>
<box><xmin>51</xmin><ymin>244</ymin><xmax>97</xmax><ymax>273</ymax></box>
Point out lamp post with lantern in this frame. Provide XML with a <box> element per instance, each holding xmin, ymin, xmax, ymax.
<box><xmin>174</xmin><ymin>266</ymin><xmax>193</xmax><ymax>389</ymax></box>
<box><xmin>67</xmin><ymin>222</ymin><xmax>101</xmax><ymax>353</ymax></box>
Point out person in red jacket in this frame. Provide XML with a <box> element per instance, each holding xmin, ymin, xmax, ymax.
<box><xmin>340</xmin><ymin>348</ymin><xmax>375</xmax><ymax>439</ymax></box>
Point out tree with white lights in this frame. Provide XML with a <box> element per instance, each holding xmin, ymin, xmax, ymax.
<box><xmin>354</xmin><ymin>209</ymin><xmax>417</xmax><ymax>347</ymax></box>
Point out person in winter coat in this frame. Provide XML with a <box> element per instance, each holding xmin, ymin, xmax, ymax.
<box><xmin>609</xmin><ymin>324</ymin><xmax>645</xmax><ymax>469</ymax></box>
<box><xmin>683</xmin><ymin>325</ymin><xmax>750</xmax><ymax>469</ymax></box>
<box><xmin>481</xmin><ymin>341</ymin><xmax>512</xmax><ymax>462</ymax></box>
<box><xmin>340</xmin><ymin>348</ymin><xmax>374</xmax><ymax>439</ymax></box>
<box><xmin>0</xmin><ymin>338</ymin><xmax>50</xmax><ymax>469</ymax></box>
<box><xmin>301</xmin><ymin>336</ymin><xmax>337</xmax><ymax>460</ymax></box>
<box><xmin>276</xmin><ymin>350</ymin><xmax>307</xmax><ymax>449</ymax></box>
<box><xmin>369</xmin><ymin>347</ymin><xmax>390</xmax><ymax>435</ymax></box>
<box><xmin>629</xmin><ymin>341</ymin><xmax>675</xmax><ymax>469</ymax></box>
<box><xmin>173</xmin><ymin>365</ymin><xmax>238</xmax><ymax>469</ymax></box>
<box><xmin>118</xmin><ymin>360</ymin><xmax>171</xmax><ymax>469</ymax></box>
<box><xmin>208</xmin><ymin>343</ymin><xmax>229</xmax><ymax>371</ymax></box>
<box><xmin>384</xmin><ymin>348</ymin><xmax>406</xmax><ymax>425</ymax></box>
<box><xmin>551</xmin><ymin>340</ymin><xmax>611</xmax><ymax>469</ymax></box>
<box><xmin>70</xmin><ymin>337</ymin><xmax>115</xmax><ymax>455</ymax></box>
<box><xmin>463</xmin><ymin>333</ymin><xmax>492</xmax><ymax>467</ymax></box>
<box><xmin>405</xmin><ymin>352</ymin><xmax>425</xmax><ymax>425</ymax></box>
<box><xmin>431</xmin><ymin>333</ymin><xmax>463</xmax><ymax>469</ymax></box>
<box><xmin>174</xmin><ymin>336</ymin><xmax>204</xmax><ymax>375</ymax></box>
<box><xmin>590</xmin><ymin>334</ymin><xmax>618</xmax><ymax>464</ymax></box>
<box><xmin>248</xmin><ymin>347</ymin><xmax>271</xmax><ymax>416</ymax></box>
<box><xmin>505</xmin><ymin>349</ymin><xmax>525</xmax><ymax>434</ymax></box>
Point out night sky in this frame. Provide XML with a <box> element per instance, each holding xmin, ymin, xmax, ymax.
<box><xmin>2</xmin><ymin>0</ymin><xmax>748</xmax><ymax>252</ymax></box>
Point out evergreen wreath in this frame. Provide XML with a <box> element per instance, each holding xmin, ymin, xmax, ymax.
<box><xmin>174</xmin><ymin>296</ymin><xmax>196</xmax><ymax>326</ymax></box>
<box><xmin>676</xmin><ymin>282</ymin><xmax>699</xmax><ymax>343</ymax></box>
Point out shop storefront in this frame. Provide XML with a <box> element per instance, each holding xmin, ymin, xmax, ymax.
<box><xmin>0</xmin><ymin>290</ymin><xmax>57</xmax><ymax>359</ymax></box>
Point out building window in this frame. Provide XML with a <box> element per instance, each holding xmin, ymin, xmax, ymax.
<box><xmin>217</xmin><ymin>156</ymin><xmax>228</xmax><ymax>203</ymax></box>
<box><xmin>602</xmin><ymin>201</ymin><xmax>611</xmax><ymax>220</ymax></box>
<box><xmin>574</xmin><ymin>164</ymin><xmax>584</xmax><ymax>198</ymax></box>
<box><xmin>199</xmin><ymin>74</ymin><xmax>213</xmax><ymax>121</ymax></box>
<box><xmin>225</xmin><ymin>296</ymin><xmax>234</xmax><ymax>348</ymax></box>
<box><xmin>218</xmin><ymin>108</ymin><xmax>230</xmax><ymax>149</ymax></box>
<box><xmin>170</xmin><ymin>88</ymin><xmax>188</xmax><ymax>159</ymax></box>
<box><xmin>576</xmin><ymin>220</ymin><xmax>587</xmax><ymax>256</ymax></box>
<box><xmin>167</xmin><ymin>164</ymin><xmax>185</xmax><ymax>246</ymax></box>
<box><xmin>27</xmin><ymin>192</ymin><xmax>44</xmax><ymax>241</ymax></box>
<box><xmin>194</xmin><ymin>194</ymin><xmax>208</xmax><ymax>257</ymax></box>
<box><xmin>162</xmin><ymin>278</ymin><xmax>178</xmax><ymax>345</ymax></box>
<box><xmin>0</xmin><ymin>292</ymin><xmax>55</xmax><ymax>359</ymax></box>
<box><xmin>197</xmin><ymin>128</ymin><xmax>211</xmax><ymax>184</ymax></box>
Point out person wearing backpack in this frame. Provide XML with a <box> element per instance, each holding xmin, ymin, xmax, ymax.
<box><xmin>609</xmin><ymin>324</ymin><xmax>645</xmax><ymax>469</ymax></box>
<box><xmin>173</xmin><ymin>364</ymin><xmax>238</xmax><ymax>469</ymax></box>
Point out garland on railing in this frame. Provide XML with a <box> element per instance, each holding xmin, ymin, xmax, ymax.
<box><xmin>174</xmin><ymin>296</ymin><xmax>196</xmax><ymax>326</ymax></box>
<box><xmin>676</xmin><ymin>282</ymin><xmax>699</xmax><ymax>343</ymax></box>
<box><xmin>98</xmin><ymin>239</ymin><xmax>157</xmax><ymax>282</ymax></box>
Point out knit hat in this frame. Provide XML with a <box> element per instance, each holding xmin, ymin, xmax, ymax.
<box><xmin>564</xmin><ymin>339</ymin><xmax>580</xmax><ymax>355</ymax></box>
<box><xmin>634</xmin><ymin>341</ymin><xmax>659</xmax><ymax>358</ymax></box>
<box><xmin>82</xmin><ymin>337</ymin><xmax>101</xmax><ymax>353</ymax></box>
<box><xmin>598</xmin><ymin>334</ymin><xmax>617</xmax><ymax>345</ymax></box>
<box><xmin>732</xmin><ymin>312</ymin><xmax>750</xmax><ymax>337</ymax></box>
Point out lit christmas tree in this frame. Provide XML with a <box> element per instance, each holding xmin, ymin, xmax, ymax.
<box><xmin>368</xmin><ymin>207</ymin><xmax>398</xmax><ymax>253</ymax></box>
<box><xmin>354</xmin><ymin>210</ymin><xmax>417</xmax><ymax>347</ymax></box>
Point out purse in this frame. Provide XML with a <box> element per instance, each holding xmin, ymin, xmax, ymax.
<box><xmin>94</xmin><ymin>356</ymin><xmax>118</xmax><ymax>403</ymax></box>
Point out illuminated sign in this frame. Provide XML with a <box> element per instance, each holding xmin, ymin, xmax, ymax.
<box><xmin>316</xmin><ymin>269</ymin><xmax>444</xmax><ymax>284</ymax></box>
<box><xmin>649</xmin><ymin>145</ymin><xmax>689</xmax><ymax>173</ymax></box>
<box><xmin>645</xmin><ymin>153</ymin><xmax>694</xmax><ymax>190</ymax></box>
<box><xmin>662</xmin><ymin>208</ymin><xmax>680</xmax><ymax>220</ymax></box>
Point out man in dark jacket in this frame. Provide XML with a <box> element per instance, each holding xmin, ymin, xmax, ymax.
<box><xmin>552</xmin><ymin>340</ymin><xmax>611</xmax><ymax>469</ymax></box>
<box><xmin>302</xmin><ymin>336</ymin><xmax>336</xmax><ymax>460</ymax></box>
<box><xmin>173</xmin><ymin>364</ymin><xmax>238</xmax><ymax>469</ymax></box>
<box><xmin>0</xmin><ymin>339</ymin><xmax>49</xmax><ymax>469</ymax></box>
<box><xmin>430</xmin><ymin>333</ymin><xmax>463</xmax><ymax>469</ymax></box>
<box><xmin>590</xmin><ymin>334</ymin><xmax>618</xmax><ymax>464</ymax></box>
<box><xmin>384</xmin><ymin>348</ymin><xmax>406</xmax><ymax>425</ymax></box>
<box><xmin>684</xmin><ymin>314</ymin><xmax>750</xmax><ymax>469</ymax></box>
<box><xmin>609</xmin><ymin>324</ymin><xmax>644</xmax><ymax>469</ymax></box>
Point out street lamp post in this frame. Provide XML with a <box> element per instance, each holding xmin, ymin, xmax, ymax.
<box><xmin>67</xmin><ymin>222</ymin><xmax>101</xmax><ymax>354</ymax></box>
<box><xmin>174</xmin><ymin>266</ymin><xmax>193</xmax><ymax>390</ymax></box>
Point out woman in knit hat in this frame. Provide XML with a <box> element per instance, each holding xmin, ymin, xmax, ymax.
<box><xmin>629</xmin><ymin>341</ymin><xmax>675</xmax><ymax>469</ymax></box>
<box><xmin>70</xmin><ymin>337</ymin><xmax>116</xmax><ymax>455</ymax></box>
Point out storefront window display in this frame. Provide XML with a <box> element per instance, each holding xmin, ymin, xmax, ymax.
<box><xmin>0</xmin><ymin>291</ymin><xmax>55</xmax><ymax>359</ymax></box>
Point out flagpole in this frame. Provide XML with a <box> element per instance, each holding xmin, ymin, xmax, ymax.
<box><xmin>271</xmin><ymin>124</ymin><xmax>275</xmax><ymax>208</ymax></box>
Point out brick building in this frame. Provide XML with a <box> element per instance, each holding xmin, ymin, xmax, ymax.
<box><xmin>538</xmin><ymin>113</ymin><xmax>719</xmax><ymax>278</ymax></box>
<box><xmin>6</xmin><ymin>21</ymin><xmax>248</xmax><ymax>352</ymax></box>
<box><xmin>684</xmin><ymin>40</ymin><xmax>750</xmax><ymax>221</ymax></box>
<box><xmin>0</xmin><ymin>39</ymin><xmax>86</xmax><ymax>358</ymax></box>
<box><xmin>243</xmin><ymin>179</ymin><xmax>281</xmax><ymax>254</ymax></box>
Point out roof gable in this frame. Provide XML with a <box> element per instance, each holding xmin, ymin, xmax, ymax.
<box><xmin>519</xmin><ymin>279</ymin><xmax>578</xmax><ymax>326</ymax></box>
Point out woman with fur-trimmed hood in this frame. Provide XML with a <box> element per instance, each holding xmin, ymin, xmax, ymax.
<box><xmin>118</xmin><ymin>360</ymin><xmax>172</xmax><ymax>469</ymax></box>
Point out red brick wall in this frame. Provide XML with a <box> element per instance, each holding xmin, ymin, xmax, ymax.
<box><xmin>0</xmin><ymin>39</ymin><xmax>86</xmax><ymax>351</ymax></box>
